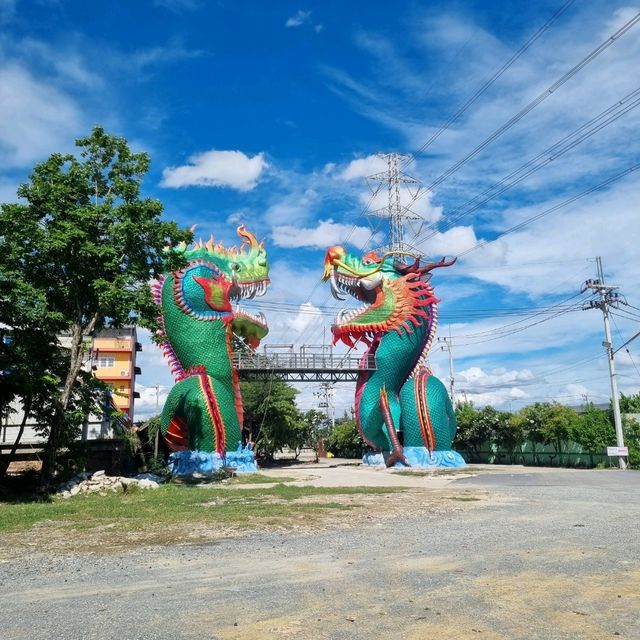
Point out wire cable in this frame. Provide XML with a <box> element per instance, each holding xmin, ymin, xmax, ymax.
<box><xmin>416</xmin><ymin>86</ymin><xmax>640</xmax><ymax>243</ymax></box>
<box><xmin>406</xmin><ymin>0</ymin><xmax>576</xmax><ymax>162</ymax></box>
<box><xmin>421</xmin><ymin>11</ymin><xmax>640</xmax><ymax>193</ymax></box>
<box><xmin>456</xmin><ymin>161</ymin><xmax>640</xmax><ymax>259</ymax></box>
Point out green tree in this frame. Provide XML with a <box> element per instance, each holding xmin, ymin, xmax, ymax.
<box><xmin>290</xmin><ymin>409</ymin><xmax>327</xmax><ymax>460</ymax></box>
<box><xmin>513</xmin><ymin>402</ymin><xmax>580</xmax><ymax>465</ymax></box>
<box><xmin>573</xmin><ymin>402</ymin><xmax>615</xmax><ymax>453</ymax></box>
<box><xmin>0</xmin><ymin>126</ymin><xmax>191</xmax><ymax>486</ymax></box>
<box><xmin>540</xmin><ymin>403</ymin><xmax>580</xmax><ymax>463</ymax></box>
<box><xmin>240</xmin><ymin>378</ymin><xmax>301</xmax><ymax>461</ymax></box>
<box><xmin>453</xmin><ymin>401</ymin><xmax>484</xmax><ymax>461</ymax></box>
<box><xmin>325</xmin><ymin>419</ymin><xmax>365</xmax><ymax>459</ymax></box>
<box><xmin>622</xmin><ymin>415</ymin><xmax>640</xmax><ymax>469</ymax></box>
<box><xmin>619</xmin><ymin>392</ymin><xmax>640</xmax><ymax>413</ymax></box>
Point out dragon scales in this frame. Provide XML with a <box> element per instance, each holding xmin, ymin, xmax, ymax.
<box><xmin>153</xmin><ymin>226</ymin><xmax>269</xmax><ymax>475</ymax></box>
<box><xmin>322</xmin><ymin>246</ymin><xmax>465</xmax><ymax>468</ymax></box>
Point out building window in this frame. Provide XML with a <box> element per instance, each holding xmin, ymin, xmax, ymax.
<box><xmin>97</xmin><ymin>355</ymin><xmax>115</xmax><ymax>368</ymax></box>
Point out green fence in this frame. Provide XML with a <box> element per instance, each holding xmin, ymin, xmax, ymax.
<box><xmin>456</xmin><ymin>440</ymin><xmax>614</xmax><ymax>468</ymax></box>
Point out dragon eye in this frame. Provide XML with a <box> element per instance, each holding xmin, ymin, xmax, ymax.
<box><xmin>231</xmin><ymin>263</ymin><xmax>241</xmax><ymax>271</ymax></box>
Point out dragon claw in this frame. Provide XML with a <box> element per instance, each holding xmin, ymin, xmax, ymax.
<box><xmin>386</xmin><ymin>448</ymin><xmax>410</xmax><ymax>468</ymax></box>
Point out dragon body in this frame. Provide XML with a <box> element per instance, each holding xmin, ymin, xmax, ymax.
<box><xmin>154</xmin><ymin>226</ymin><xmax>269</xmax><ymax>474</ymax></box>
<box><xmin>323</xmin><ymin>246</ymin><xmax>465</xmax><ymax>468</ymax></box>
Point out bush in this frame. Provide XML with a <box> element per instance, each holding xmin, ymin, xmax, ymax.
<box><xmin>325</xmin><ymin>420</ymin><xmax>365</xmax><ymax>459</ymax></box>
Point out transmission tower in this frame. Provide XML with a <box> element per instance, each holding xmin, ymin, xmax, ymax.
<box><xmin>313</xmin><ymin>382</ymin><xmax>335</xmax><ymax>430</ymax></box>
<box><xmin>581</xmin><ymin>256</ymin><xmax>628</xmax><ymax>469</ymax></box>
<box><xmin>366</xmin><ymin>152</ymin><xmax>424</xmax><ymax>253</ymax></box>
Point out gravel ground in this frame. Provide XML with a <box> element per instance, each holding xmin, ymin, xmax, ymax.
<box><xmin>1</xmin><ymin>467</ymin><xmax>638</xmax><ymax>640</ymax></box>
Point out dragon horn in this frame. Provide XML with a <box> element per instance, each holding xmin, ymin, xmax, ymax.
<box><xmin>419</xmin><ymin>256</ymin><xmax>457</xmax><ymax>274</ymax></box>
<box><xmin>237</xmin><ymin>225</ymin><xmax>260</xmax><ymax>251</ymax></box>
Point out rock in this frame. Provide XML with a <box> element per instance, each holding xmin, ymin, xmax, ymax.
<box><xmin>92</xmin><ymin>470</ymin><xmax>105</xmax><ymax>479</ymax></box>
<box><xmin>136</xmin><ymin>479</ymin><xmax>159</xmax><ymax>489</ymax></box>
<box><xmin>134</xmin><ymin>473</ymin><xmax>164</xmax><ymax>484</ymax></box>
<box><xmin>69</xmin><ymin>485</ymin><xmax>81</xmax><ymax>496</ymax></box>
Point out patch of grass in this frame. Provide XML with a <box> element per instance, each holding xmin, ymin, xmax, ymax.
<box><xmin>227</xmin><ymin>473</ymin><xmax>297</xmax><ymax>484</ymax></box>
<box><xmin>447</xmin><ymin>495</ymin><xmax>481</xmax><ymax>502</ymax></box>
<box><xmin>0</xmin><ymin>484</ymin><xmax>404</xmax><ymax>537</ymax></box>
<box><xmin>393</xmin><ymin>470</ymin><xmax>435</xmax><ymax>477</ymax></box>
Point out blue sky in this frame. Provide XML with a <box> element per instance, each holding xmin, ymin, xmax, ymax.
<box><xmin>2</xmin><ymin>0</ymin><xmax>639</xmax><ymax>419</ymax></box>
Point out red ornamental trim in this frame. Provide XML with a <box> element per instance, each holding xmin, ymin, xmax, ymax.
<box><xmin>415</xmin><ymin>370</ymin><xmax>435</xmax><ymax>451</ymax></box>
<box><xmin>225</xmin><ymin>326</ymin><xmax>244</xmax><ymax>429</ymax></box>
<box><xmin>172</xmin><ymin>263</ymin><xmax>227</xmax><ymax>322</ymax></box>
<box><xmin>165</xmin><ymin>416</ymin><xmax>189</xmax><ymax>451</ymax></box>
<box><xmin>188</xmin><ymin>365</ymin><xmax>226</xmax><ymax>455</ymax></box>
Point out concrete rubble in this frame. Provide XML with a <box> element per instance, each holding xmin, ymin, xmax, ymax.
<box><xmin>55</xmin><ymin>470</ymin><xmax>165</xmax><ymax>498</ymax></box>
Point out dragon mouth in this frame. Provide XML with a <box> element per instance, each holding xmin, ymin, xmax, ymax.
<box><xmin>329</xmin><ymin>270</ymin><xmax>386</xmax><ymax>347</ymax></box>
<box><xmin>329</xmin><ymin>269</ymin><xmax>378</xmax><ymax>305</ymax></box>
<box><xmin>233</xmin><ymin>308</ymin><xmax>267</xmax><ymax>330</ymax></box>
<box><xmin>230</xmin><ymin>279</ymin><xmax>270</xmax><ymax>349</ymax></box>
<box><xmin>230</xmin><ymin>277</ymin><xmax>270</xmax><ymax>301</ymax></box>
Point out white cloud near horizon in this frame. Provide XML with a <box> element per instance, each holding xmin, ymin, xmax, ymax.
<box><xmin>161</xmin><ymin>150</ymin><xmax>269</xmax><ymax>190</ymax></box>
<box><xmin>272</xmin><ymin>219</ymin><xmax>375</xmax><ymax>249</ymax></box>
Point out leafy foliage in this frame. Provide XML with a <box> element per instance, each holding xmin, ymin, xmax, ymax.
<box><xmin>240</xmin><ymin>377</ymin><xmax>302</xmax><ymax>461</ymax></box>
<box><xmin>453</xmin><ymin>402</ymin><xmax>484</xmax><ymax>461</ymax></box>
<box><xmin>619</xmin><ymin>392</ymin><xmax>640</xmax><ymax>413</ymax></box>
<box><xmin>325</xmin><ymin>419</ymin><xmax>366</xmax><ymax>459</ymax></box>
<box><xmin>0</xmin><ymin>126</ymin><xmax>191</xmax><ymax>485</ymax></box>
<box><xmin>572</xmin><ymin>403</ymin><xmax>615</xmax><ymax>452</ymax></box>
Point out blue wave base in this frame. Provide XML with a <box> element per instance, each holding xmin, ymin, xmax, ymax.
<box><xmin>363</xmin><ymin>447</ymin><xmax>466</xmax><ymax>469</ymax></box>
<box><xmin>169</xmin><ymin>443</ymin><xmax>258</xmax><ymax>476</ymax></box>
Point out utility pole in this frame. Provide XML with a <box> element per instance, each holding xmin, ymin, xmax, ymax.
<box><xmin>153</xmin><ymin>384</ymin><xmax>160</xmax><ymax>459</ymax></box>
<box><xmin>366</xmin><ymin>152</ymin><xmax>424</xmax><ymax>253</ymax></box>
<box><xmin>581</xmin><ymin>257</ymin><xmax>627</xmax><ymax>469</ymax></box>
<box><xmin>437</xmin><ymin>332</ymin><xmax>455</xmax><ymax>402</ymax></box>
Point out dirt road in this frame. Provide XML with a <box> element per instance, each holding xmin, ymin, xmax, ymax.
<box><xmin>1</xmin><ymin>465</ymin><xmax>638</xmax><ymax>639</ymax></box>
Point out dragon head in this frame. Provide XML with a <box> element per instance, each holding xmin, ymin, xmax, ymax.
<box><xmin>166</xmin><ymin>225</ymin><xmax>270</xmax><ymax>348</ymax></box>
<box><xmin>322</xmin><ymin>245</ymin><xmax>455</xmax><ymax>347</ymax></box>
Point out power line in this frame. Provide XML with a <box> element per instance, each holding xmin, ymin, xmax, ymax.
<box><xmin>407</xmin><ymin>0</ymin><xmax>576</xmax><ymax>161</ymax></box>
<box><xmin>456</xmin><ymin>160</ymin><xmax>640</xmax><ymax>259</ymax></box>
<box><xmin>415</xmin><ymin>85</ymin><xmax>640</xmax><ymax>243</ymax></box>
<box><xmin>421</xmin><ymin>11</ymin><xmax>640</xmax><ymax>194</ymax></box>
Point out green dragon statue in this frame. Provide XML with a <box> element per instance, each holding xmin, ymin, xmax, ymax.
<box><xmin>153</xmin><ymin>226</ymin><xmax>269</xmax><ymax>474</ymax></box>
<box><xmin>322</xmin><ymin>246</ymin><xmax>465</xmax><ymax>468</ymax></box>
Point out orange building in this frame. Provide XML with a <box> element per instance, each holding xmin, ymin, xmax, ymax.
<box><xmin>91</xmin><ymin>327</ymin><xmax>141</xmax><ymax>421</ymax></box>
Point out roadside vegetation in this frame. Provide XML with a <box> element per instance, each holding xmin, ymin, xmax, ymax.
<box><xmin>454</xmin><ymin>396</ymin><xmax>640</xmax><ymax>468</ymax></box>
<box><xmin>0</xmin><ymin>483</ymin><xmax>405</xmax><ymax>555</ymax></box>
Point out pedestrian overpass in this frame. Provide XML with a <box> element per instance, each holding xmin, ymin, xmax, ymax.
<box><xmin>233</xmin><ymin>344</ymin><xmax>375</xmax><ymax>382</ymax></box>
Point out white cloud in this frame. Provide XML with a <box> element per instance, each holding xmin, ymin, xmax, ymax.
<box><xmin>285</xmin><ymin>10</ymin><xmax>312</xmax><ymax>27</ymax></box>
<box><xmin>417</xmin><ymin>225</ymin><xmax>478</xmax><ymax>257</ymax></box>
<box><xmin>456</xmin><ymin>366</ymin><xmax>534</xmax><ymax>393</ymax></box>
<box><xmin>286</xmin><ymin>302</ymin><xmax>321</xmax><ymax>335</ymax></box>
<box><xmin>161</xmin><ymin>150</ymin><xmax>268</xmax><ymax>190</ymax></box>
<box><xmin>272</xmin><ymin>219</ymin><xmax>375</xmax><ymax>249</ymax></box>
<box><xmin>264</xmin><ymin>186</ymin><xmax>321</xmax><ymax>226</ymax></box>
<box><xmin>0</xmin><ymin>63</ymin><xmax>85</xmax><ymax>167</ymax></box>
<box><xmin>339</xmin><ymin>154</ymin><xmax>389</xmax><ymax>180</ymax></box>
<box><xmin>285</xmin><ymin>9</ymin><xmax>323</xmax><ymax>32</ymax></box>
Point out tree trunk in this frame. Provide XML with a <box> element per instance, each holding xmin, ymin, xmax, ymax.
<box><xmin>0</xmin><ymin>397</ymin><xmax>32</xmax><ymax>479</ymax></box>
<box><xmin>40</xmin><ymin>315</ymin><xmax>99</xmax><ymax>488</ymax></box>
